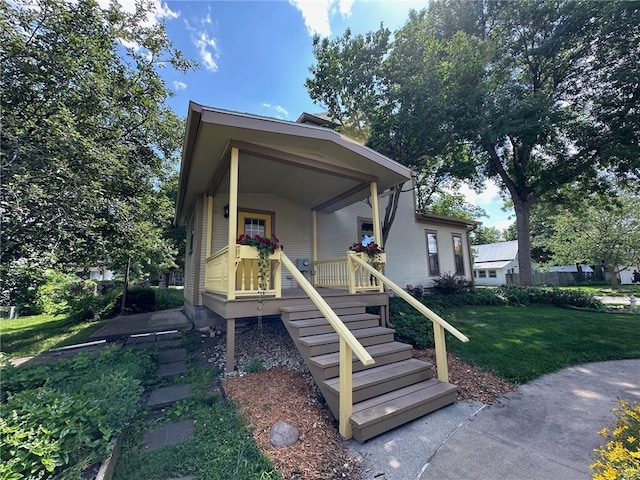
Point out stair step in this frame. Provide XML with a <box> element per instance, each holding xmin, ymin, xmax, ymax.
<box><xmin>324</xmin><ymin>359</ymin><xmax>433</xmax><ymax>403</ymax></box>
<box><xmin>286</xmin><ymin>313</ymin><xmax>380</xmax><ymax>336</ymax></box>
<box><xmin>298</xmin><ymin>327</ymin><xmax>395</xmax><ymax>357</ymax></box>
<box><xmin>350</xmin><ymin>379</ymin><xmax>458</xmax><ymax>443</ymax></box>
<box><xmin>281</xmin><ymin>302</ymin><xmax>366</xmax><ymax>321</ymax></box>
<box><xmin>309</xmin><ymin>341</ymin><xmax>413</xmax><ymax>379</ymax></box>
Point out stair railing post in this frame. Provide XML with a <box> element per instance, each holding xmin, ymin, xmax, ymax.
<box><xmin>347</xmin><ymin>252</ymin><xmax>356</xmax><ymax>294</ymax></box>
<box><xmin>433</xmin><ymin>322</ymin><xmax>449</xmax><ymax>382</ymax></box>
<box><xmin>339</xmin><ymin>337</ymin><xmax>353</xmax><ymax>439</ymax></box>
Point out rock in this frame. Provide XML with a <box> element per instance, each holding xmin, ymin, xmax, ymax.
<box><xmin>269</xmin><ymin>421</ymin><xmax>299</xmax><ymax>447</ymax></box>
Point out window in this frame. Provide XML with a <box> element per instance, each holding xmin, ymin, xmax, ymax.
<box><xmin>452</xmin><ymin>235</ymin><xmax>465</xmax><ymax>276</ymax></box>
<box><xmin>358</xmin><ymin>217</ymin><xmax>375</xmax><ymax>246</ymax></box>
<box><xmin>489</xmin><ymin>270</ymin><xmax>497</xmax><ymax>278</ymax></box>
<box><xmin>473</xmin><ymin>270</ymin><xmax>477</xmax><ymax>278</ymax></box>
<box><xmin>425</xmin><ymin>231</ymin><xmax>439</xmax><ymax>276</ymax></box>
<box><xmin>479</xmin><ymin>270</ymin><xmax>487</xmax><ymax>278</ymax></box>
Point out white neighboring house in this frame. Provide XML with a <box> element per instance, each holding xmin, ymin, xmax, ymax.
<box><xmin>472</xmin><ymin>240</ymin><xmax>520</xmax><ymax>286</ymax></box>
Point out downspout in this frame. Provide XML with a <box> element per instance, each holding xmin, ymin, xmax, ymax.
<box><xmin>467</xmin><ymin>223</ymin><xmax>478</xmax><ymax>290</ymax></box>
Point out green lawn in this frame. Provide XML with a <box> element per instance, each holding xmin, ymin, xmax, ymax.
<box><xmin>0</xmin><ymin>314</ymin><xmax>106</xmax><ymax>358</ymax></box>
<box><xmin>445</xmin><ymin>304</ymin><xmax>640</xmax><ymax>383</ymax></box>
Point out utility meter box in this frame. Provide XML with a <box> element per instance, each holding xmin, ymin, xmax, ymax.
<box><xmin>296</xmin><ymin>258</ymin><xmax>311</xmax><ymax>272</ymax></box>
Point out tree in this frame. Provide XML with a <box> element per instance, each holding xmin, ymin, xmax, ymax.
<box><xmin>306</xmin><ymin>26</ymin><xmax>481</xmax><ymax>245</ymax></box>
<box><xmin>363</xmin><ymin>0</ymin><xmax>637</xmax><ymax>285</ymax></box>
<box><xmin>0</xmin><ymin>0</ymin><xmax>193</xmax><ymax>305</ymax></box>
<box><xmin>471</xmin><ymin>226</ymin><xmax>503</xmax><ymax>246</ymax></box>
<box><xmin>541</xmin><ymin>191</ymin><xmax>640</xmax><ymax>290</ymax></box>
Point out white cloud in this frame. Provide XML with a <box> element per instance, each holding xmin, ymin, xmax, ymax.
<box><xmin>458</xmin><ymin>179</ymin><xmax>503</xmax><ymax>205</ymax></box>
<box><xmin>98</xmin><ymin>0</ymin><xmax>178</xmax><ymax>27</ymax></box>
<box><xmin>262</xmin><ymin>103</ymin><xmax>290</xmax><ymax>118</ymax></box>
<box><xmin>173</xmin><ymin>80</ymin><xmax>187</xmax><ymax>91</ymax></box>
<box><xmin>194</xmin><ymin>31</ymin><xmax>218</xmax><ymax>72</ymax></box>
<box><xmin>289</xmin><ymin>0</ymin><xmax>355</xmax><ymax>37</ymax></box>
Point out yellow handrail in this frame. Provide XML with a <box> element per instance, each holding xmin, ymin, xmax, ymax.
<box><xmin>348</xmin><ymin>252</ymin><xmax>469</xmax><ymax>383</ymax></box>
<box><xmin>280</xmin><ymin>252</ymin><xmax>374</xmax><ymax>440</ymax></box>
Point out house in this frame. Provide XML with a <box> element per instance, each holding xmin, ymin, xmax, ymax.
<box><xmin>472</xmin><ymin>240</ymin><xmax>520</xmax><ymax>286</ymax></box>
<box><xmin>175</xmin><ymin>102</ymin><xmax>473</xmax><ymax>441</ymax></box>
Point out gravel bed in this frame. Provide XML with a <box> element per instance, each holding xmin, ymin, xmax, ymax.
<box><xmin>194</xmin><ymin>316</ymin><xmax>311</xmax><ymax>377</ymax></box>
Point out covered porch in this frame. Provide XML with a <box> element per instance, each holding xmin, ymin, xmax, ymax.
<box><xmin>176</xmin><ymin>104</ymin><xmax>469</xmax><ymax>440</ymax></box>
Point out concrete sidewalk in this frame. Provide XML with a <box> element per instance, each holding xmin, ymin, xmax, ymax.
<box><xmin>351</xmin><ymin>359</ymin><xmax>640</xmax><ymax>480</ymax></box>
<box><xmin>88</xmin><ymin>308</ymin><xmax>192</xmax><ymax>340</ymax></box>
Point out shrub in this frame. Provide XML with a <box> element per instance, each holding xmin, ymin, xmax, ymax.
<box><xmin>125</xmin><ymin>287</ymin><xmax>156</xmax><ymax>313</ymax></box>
<box><xmin>389</xmin><ymin>297</ymin><xmax>434</xmax><ymax>348</ymax></box>
<box><xmin>36</xmin><ymin>269</ymin><xmax>76</xmax><ymax>314</ymax></box>
<box><xmin>496</xmin><ymin>286</ymin><xmax>603</xmax><ymax>309</ymax></box>
<box><xmin>154</xmin><ymin>288</ymin><xmax>184</xmax><ymax>310</ymax></box>
<box><xmin>590</xmin><ymin>399</ymin><xmax>640</xmax><ymax>480</ymax></box>
<box><xmin>432</xmin><ymin>272</ymin><xmax>472</xmax><ymax>294</ymax></box>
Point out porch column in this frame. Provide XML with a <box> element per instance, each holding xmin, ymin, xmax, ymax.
<box><xmin>206</xmin><ymin>195</ymin><xmax>213</xmax><ymax>258</ymax></box>
<box><xmin>227</xmin><ymin>147</ymin><xmax>239</xmax><ymax>300</ymax></box>
<box><xmin>370</xmin><ymin>182</ymin><xmax>382</xmax><ymax>247</ymax></box>
<box><xmin>312</xmin><ymin>210</ymin><xmax>318</xmax><ymax>263</ymax></box>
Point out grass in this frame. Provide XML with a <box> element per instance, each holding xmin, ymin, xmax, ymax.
<box><xmin>114</xmin><ymin>349</ymin><xmax>282</xmax><ymax>480</ymax></box>
<box><xmin>445</xmin><ymin>304</ymin><xmax>640</xmax><ymax>383</ymax></box>
<box><xmin>0</xmin><ymin>313</ymin><xmax>106</xmax><ymax>358</ymax></box>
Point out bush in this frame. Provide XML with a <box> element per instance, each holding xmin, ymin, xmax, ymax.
<box><xmin>389</xmin><ymin>297</ymin><xmax>434</xmax><ymax>348</ymax></box>
<box><xmin>125</xmin><ymin>287</ymin><xmax>156</xmax><ymax>313</ymax></box>
<box><xmin>496</xmin><ymin>286</ymin><xmax>603</xmax><ymax>309</ymax></box>
<box><xmin>432</xmin><ymin>272</ymin><xmax>472</xmax><ymax>294</ymax></box>
<box><xmin>590</xmin><ymin>399</ymin><xmax>640</xmax><ymax>480</ymax></box>
<box><xmin>154</xmin><ymin>288</ymin><xmax>184</xmax><ymax>310</ymax></box>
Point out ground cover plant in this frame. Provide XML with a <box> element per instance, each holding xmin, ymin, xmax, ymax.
<box><xmin>443</xmin><ymin>305</ymin><xmax>640</xmax><ymax>383</ymax></box>
<box><xmin>114</xmin><ymin>355</ymin><xmax>281</xmax><ymax>480</ymax></box>
<box><xmin>0</xmin><ymin>346</ymin><xmax>156</xmax><ymax>479</ymax></box>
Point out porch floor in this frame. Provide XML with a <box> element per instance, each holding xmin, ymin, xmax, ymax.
<box><xmin>201</xmin><ymin>287</ymin><xmax>389</xmax><ymax>322</ymax></box>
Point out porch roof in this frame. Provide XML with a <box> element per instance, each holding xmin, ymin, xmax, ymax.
<box><xmin>176</xmin><ymin>102</ymin><xmax>412</xmax><ymax>224</ymax></box>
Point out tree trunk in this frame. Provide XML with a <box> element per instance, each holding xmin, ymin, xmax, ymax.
<box><xmin>608</xmin><ymin>264</ymin><xmax>620</xmax><ymax>290</ymax></box>
<box><xmin>514</xmin><ymin>200</ymin><xmax>534</xmax><ymax>286</ymax></box>
<box><xmin>120</xmin><ymin>256</ymin><xmax>131</xmax><ymax>314</ymax></box>
<box><xmin>381</xmin><ymin>185</ymin><xmax>402</xmax><ymax>246</ymax></box>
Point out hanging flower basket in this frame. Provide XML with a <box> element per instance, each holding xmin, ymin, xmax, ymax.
<box><xmin>348</xmin><ymin>242</ymin><xmax>386</xmax><ymax>268</ymax></box>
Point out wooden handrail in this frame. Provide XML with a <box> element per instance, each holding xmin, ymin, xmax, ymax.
<box><xmin>348</xmin><ymin>252</ymin><xmax>469</xmax><ymax>382</ymax></box>
<box><xmin>280</xmin><ymin>252</ymin><xmax>374</xmax><ymax>439</ymax></box>
<box><xmin>206</xmin><ymin>245</ymin><xmax>229</xmax><ymax>262</ymax></box>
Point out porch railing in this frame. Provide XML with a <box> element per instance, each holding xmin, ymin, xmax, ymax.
<box><xmin>205</xmin><ymin>246</ymin><xmax>229</xmax><ymax>294</ymax></box>
<box><xmin>205</xmin><ymin>245</ymin><xmax>282</xmax><ymax>297</ymax></box>
<box><xmin>314</xmin><ymin>253</ymin><xmax>386</xmax><ymax>293</ymax></box>
<box><xmin>280</xmin><ymin>252</ymin><xmax>374</xmax><ymax>441</ymax></box>
<box><xmin>348</xmin><ymin>252</ymin><xmax>469</xmax><ymax>383</ymax></box>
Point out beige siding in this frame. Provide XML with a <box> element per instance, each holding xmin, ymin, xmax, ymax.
<box><xmin>317</xmin><ymin>182</ymin><xmax>474</xmax><ymax>288</ymax></box>
<box><xmin>193</xmin><ymin>184</ymin><xmax>473</xmax><ymax>295</ymax></box>
<box><xmin>184</xmin><ymin>208</ymin><xmax>196</xmax><ymax>303</ymax></box>
<box><xmin>210</xmin><ymin>193</ymin><xmax>314</xmax><ymax>289</ymax></box>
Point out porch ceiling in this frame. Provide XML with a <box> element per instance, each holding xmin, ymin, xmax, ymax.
<box><xmin>176</xmin><ymin>103</ymin><xmax>411</xmax><ymax>224</ymax></box>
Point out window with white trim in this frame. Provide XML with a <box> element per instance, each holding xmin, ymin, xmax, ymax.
<box><xmin>425</xmin><ymin>231</ymin><xmax>439</xmax><ymax>276</ymax></box>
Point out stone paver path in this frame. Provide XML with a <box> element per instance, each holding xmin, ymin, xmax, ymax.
<box><xmin>142</xmin><ymin>420</ymin><xmax>195</xmax><ymax>452</ymax></box>
<box><xmin>147</xmin><ymin>384</ymin><xmax>191</xmax><ymax>409</ymax></box>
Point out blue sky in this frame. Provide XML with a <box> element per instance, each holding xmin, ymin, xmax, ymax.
<box><xmin>118</xmin><ymin>0</ymin><xmax>513</xmax><ymax>230</ymax></box>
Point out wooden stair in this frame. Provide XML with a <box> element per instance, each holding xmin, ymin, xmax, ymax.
<box><xmin>281</xmin><ymin>302</ymin><xmax>457</xmax><ymax>443</ymax></box>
